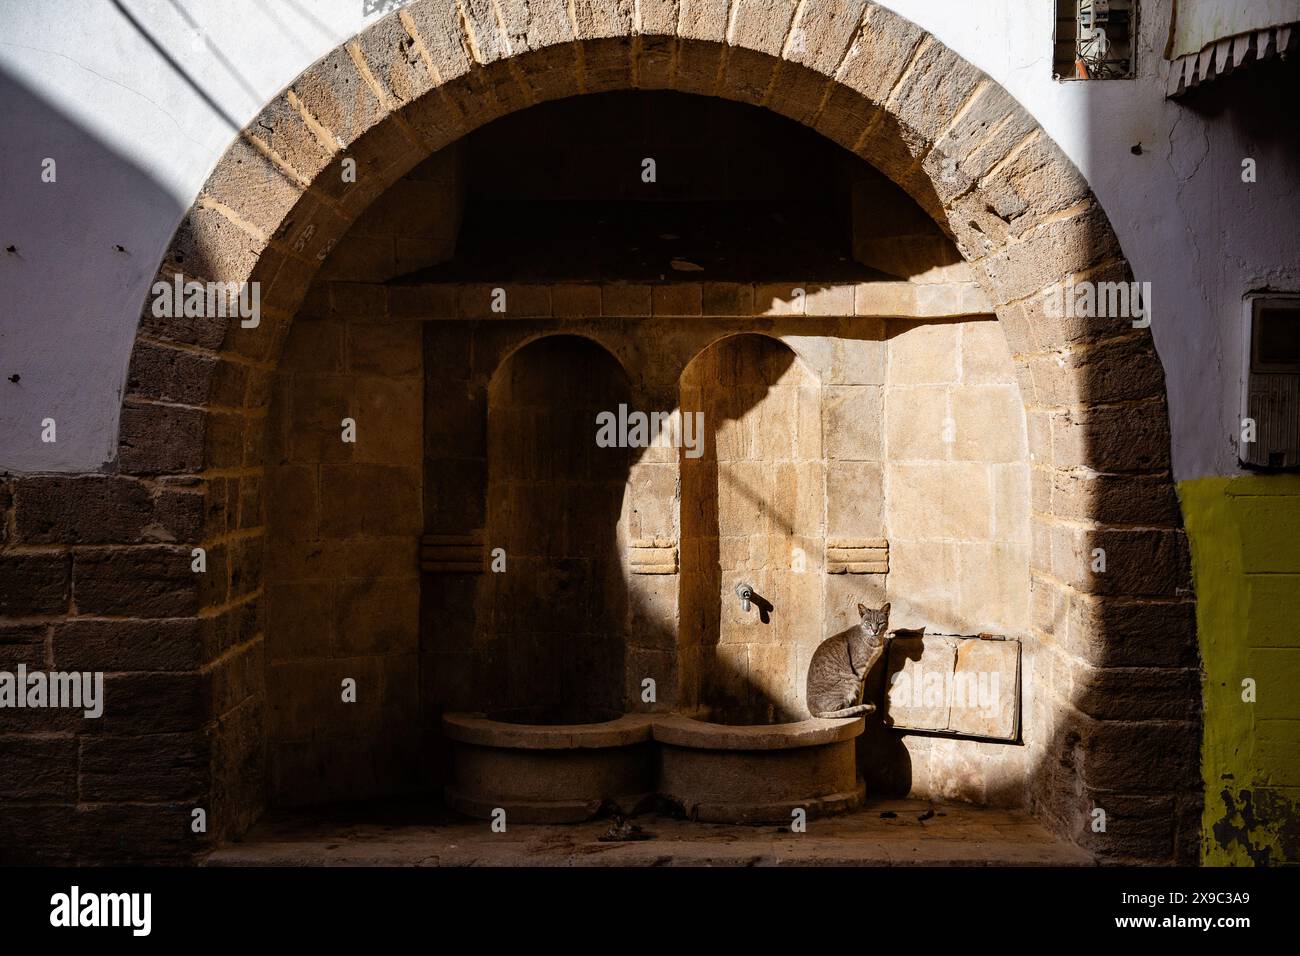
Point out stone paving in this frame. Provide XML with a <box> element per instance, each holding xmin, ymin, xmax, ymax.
<box><xmin>208</xmin><ymin>798</ymin><xmax>1094</xmax><ymax>867</ymax></box>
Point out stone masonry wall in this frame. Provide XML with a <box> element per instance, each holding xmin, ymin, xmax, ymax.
<box><xmin>262</xmin><ymin>282</ymin><xmax>423</xmax><ymax>806</ymax></box>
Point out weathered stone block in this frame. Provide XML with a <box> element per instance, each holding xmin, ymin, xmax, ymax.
<box><xmin>1051</xmin><ymin>401</ymin><xmax>1173</xmax><ymax>473</ymax></box>
<box><xmin>886</xmin><ymin>539</ymin><xmax>961</xmax><ymax>632</ymax></box>
<box><xmin>652</xmin><ymin>284</ymin><xmax>703</xmax><ymax>316</ymax></box>
<box><xmin>249</xmin><ymin>93</ymin><xmax>335</xmax><ymax>183</ymax></box>
<box><xmin>960</xmin><ymin>320</ymin><xmax>1015</xmax><ymax>383</ymax></box>
<box><xmin>823</xmin><ymin>385</ymin><xmax>882</xmax><ymax>460</ymax></box>
<box><xmin>836</xmin><ymin>3</ymin><xmax>926</xmax><ymax>104</ymax></box>
<box><xmin>957</xmin><ymin>541</ymin><xmax>1030</xmax><ymax>632</ymax></box>
<box><xmin>72</xmin><ymin>547</ymin><xmax>204</xmax><ymax>618</ymax></box>
<box><xmin>336</xmin><ymin>578</ymin><xmax>419</xmax><ymax>655</ymax></box>
<box><xmin>117</xmin><ymin>403</ymin><xmax>206</xmax><ymax>475</ymax></box>
<box><xmin>0</xmin><ymin>737</ymin><xmax>77</xmax><ymax>801</ymax></box>
<box><xmin>353</xmin><ymin>10</ymin><xmax>436</xmax><ymax>110</ymax></box>
<box><xmin>888</xmin><ymin>319</ymin><xmax>959</xmax><ymax>384</ymax></box>
<box><xmin>290</xmin><ymin>45</ymin><xmax>387</xmax><ymax>150</ymax></box>
<box><xmin>125</xmin><ymin>341</ymin><xmax>218</xmax><ymax>406</ymax></box>
<box><xmin>1054</xmin><ymin>526</ymin><xmax>1190</xmax><ymax>598</ymax></box>
<box><xmin>885</xmin><ymin>385</ymin><xmax>948</xmax><ymax>460</ymax></box>
<box><xmin>0</xmin><ymin>552</ymin><xmax>70</xmax><ymax>616</ymax></box>
<box><xmin>53</xmin><ymin>618</ymin><xmax>203</xmax><ymax>672</ymax></box>
<box><xmin>15</xmin><ymin>476</ymin><xmax>205</xmax><ymax>545</ymax></box>
<box><xmin>203</xmin><ymin>137</ymin><xmax>307</xmax><ymax>241</ymax></box>
<box><xmin>887</xmin><ymin>461</ymin><xmax>992</xmax><ymax>540</ymax></box>
<box><xmin>77</xmin><ymin>803</ymin><xmax>206</xmax><ymax>864</ymax></box>
<box><xmin>1075</xmin><ymin>717</ymin><xmax>1202</xmax><ymax>793</ymax></box>
<box><xmin>979</xmin><ymin>203</ymin><xmax>1122</xmax><ymax>308</ymax></box>
<box><xmin>79</xmin><ymin>733</ymin><xmax>210</xmax><ymax>802</ymax></box>
<box><xmin>1050</xmin><ymin>471</ymin><xmax>1181</xmax><ymax>526</ymax></box>
<box><xmin>950</xmin><ymin>385</ymin><xmax>1026</xmax><ymax>463</ymax></box>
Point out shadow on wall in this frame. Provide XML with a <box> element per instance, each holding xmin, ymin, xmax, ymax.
<box><xmin>679</xmin><ymin>333</ymin><xmax>813</xmax><ymax>725</ymax></box>
<box><xmin>476</xmin><ymin>335</ymin><xmax>631</xmax><ymax>724</ymax></box>
<box><xmin>0</xmin><ymin>65</ymin><xmax>184</xmax><ymax>472</ymax></box>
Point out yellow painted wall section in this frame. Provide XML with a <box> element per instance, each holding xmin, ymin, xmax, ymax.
<box><xmin>1180</xmin><ymin>475</ymin><xmax>1300</xmax><ymax>865</ymax></box>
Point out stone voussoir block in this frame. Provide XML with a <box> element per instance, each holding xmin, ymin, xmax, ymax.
<box><xmin>637</xmin><ymin>0</ymin><xmax>680</xmax><ymax>35</ymax></box>
<box><xmin>728</xmin><ymin>0</ymin><xmax>799</xmax><ymax>57</ymax></box>
<box><xmin>889</xmin><ymin>39</ymin><xmax>983</xmax><ymax>147</ymax></box>
<box><xmin>248</xmin><ymin>93</ymin><xmax>336</xmax><ymax>184</ymax></box>
<box><xmin>492</xmin><ymin>0</ymin><xmax>576</xmax><ymax>53</ymax></box>
<box><xmin>573</xmin><ymin>0</ymin><xmax>637</xmax><ymax>41</ymax></box>
<box><xmin>1071</xmin><ymin>665</ymin><xmax>1202</xmax><ymax>723</ymax></box>
<box><xmin>1049</xmin><ymin>470</ymin><xmax>1182</xmax><ymax>527</ymax></box>
<box><xmin>125</xmin><ymin>340</ymin><xmax>219</xmax><ymax>406</ymax></box>
<box><xmin>784</xmin><ymin>0</ymin><xmax>868</xmax><ymax>76</ymax></box>
<box><xmin>117</xmin><ymin>403</ymin><xmax>208</xmax><ymax>476</ymax></box>
<box><xmin>353</xmin><ymin>9</ymin><xmax>439</xmax><ymax>111</ymax></box>
<box><xmin>835</xmin><ymin>2</ymin><xmax>927</xmax><ymax>105</ymax></box>
<box><xmin>400</xmin><ymin>0</ymin><xmax>476</xmax><ymax>84</ymax></box>
<box><xmin>925</xmin><ymin>84</ymin><xmax>1040</xmax><ymax>204</ymax></box>
<box><xmin>201</xmin><ymin>136</ymin><xmax>308</xmax><ymax>242</ymax></box>
<box><xmin>1011</xmin><ymin>259</ymin><xmax>1141</xmax><ymax>351</ymax></box>
<box><xmin>290</xmin><ymin>44</ymin><xmax>389</xmax><ymax>151</ymax></box>
<box><xmin>164</xmin><ymin>207</ymin><xmax>262</xmax><ymax>287</ymax></box>
<box><xmin>978</xmin><ymin>134</ymin><xmax>1092</xmax><ymax>236</ymax></box>
<box><xmin>980</xmin><ymin>203</ymin><xmax>1122</xmax><ymax>308</ymax></box>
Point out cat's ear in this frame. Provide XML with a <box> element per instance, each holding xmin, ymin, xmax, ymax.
<box><xmin>881</xmin><ymin>602</ymin><xmax>890</xmax><ymax>616</ymax></box>
<box><xmin>857</xmin><ymin>603</ymin><xmax>867</xmax><ymax>617</ymax></box>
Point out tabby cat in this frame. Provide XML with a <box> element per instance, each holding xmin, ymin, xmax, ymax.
<box><xmin>806</xmin><ymin>602</ymin><xmax>891</xmax><ymax>719</ymax></box>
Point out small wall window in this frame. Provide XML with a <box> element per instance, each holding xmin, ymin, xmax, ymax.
<box><xmin>1054</xmin><ymin>0</ymin><xmax>1136</xmax><ymax>79</ymax></box>
<box><xmin>1241</xmin><ymin>294</ymin><xmax>1300</xmax><ymax>471</ymax></box>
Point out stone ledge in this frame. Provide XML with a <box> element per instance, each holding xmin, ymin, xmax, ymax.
<box><xmin>334</xmin><ymin>279</ymin><xmax>994</xmax><ymax>319</ymax></box>
<box><xmin>651</xmin><ymin>714</ymin><xmax>865</xmax><ymax>750</ymax></box>
<box><xmin>419</xmin><ymin>531</ymin><xmax>484</xmax><ymax>573</ymax></box>
<box><xmin>442</xmin><ymin>712</ymin><xmax>655</xmax><ymax>749</ymax></box>
<box><xmin>629</xmin><ymin>537</ymin><xmax>677</xmax><ymax>574</ymax></box>
<box><xmin>826</xmin><ymin>536</ymin><xmax>890</xmax><ymax>574</ymax></box>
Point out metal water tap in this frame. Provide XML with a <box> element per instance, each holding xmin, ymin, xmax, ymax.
<box><xmin>735</xmin><ymin>582</ymin><xmax>754</xmax><ymax>613</ymax></box>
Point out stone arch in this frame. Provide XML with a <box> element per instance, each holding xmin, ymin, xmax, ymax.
<box><xmin>120</xmin><ymin>1</ymin><xmax>1197</xmax><ymax>861</ymax></box>
<box><xmin>680</xmin><ymin>329</ymin><xmax>824</xmax><ymax>387</ymax></box>
<box><xmin>488</xmin><ymin>330</ymin><xmax>634</xmax><ymax>387</ymax></box>
<box><xmin>677</xmin><ymin>331</ymin><xmax>822</xmax><ymax>724</ymax></box>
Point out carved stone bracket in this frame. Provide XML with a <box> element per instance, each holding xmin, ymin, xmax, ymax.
<box><xmin>421</xmin><ymin>531</ymin><xmax>485</xmax><ymax>573</ymax></box>
<box><xmin>826</xmin><ymin>537</ymin><xmax>889</xmax><ymax>574</ymax></box>
<box><xmin>629</xmin><ymin>537</ymin><xmax>678</xmax><ymax>574</ymax></box>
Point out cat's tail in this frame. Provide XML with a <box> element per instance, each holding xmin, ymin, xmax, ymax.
<box><xmin>811</xmin><ymin>704</ymin><xmax>875</xmax><ymax>719</ymax></box>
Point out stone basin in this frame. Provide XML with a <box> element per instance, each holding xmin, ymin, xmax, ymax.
<box><xmin>652</xmin><ymin>715</ymin><xmax>866</xmax><ymax>824</ymax></box>
<box><xmin>441</xmin><ymin>711</ymin><xmax>656</xmax><ymax>823</ymax></box>
<box><xmin>441</xmin><ymin>711</ymin><xmax>866</xmax><ymax>826</ymax></box>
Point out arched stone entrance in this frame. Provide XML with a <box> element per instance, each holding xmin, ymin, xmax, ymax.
<box><xmin>10</xmin><ymin>0</ymin><xmax>1195</xmax><ymax>863</ymax></box>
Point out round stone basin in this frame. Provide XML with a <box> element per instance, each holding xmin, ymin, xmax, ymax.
<box><xmin>441</xmin><ymin>712</ymin><xmax>656</xmax><ymax>823</ymax></box>
<box><xmin>652</xmin><ymin>715</ymin><xmax>866</xmax><ymax>824</ymax></box>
